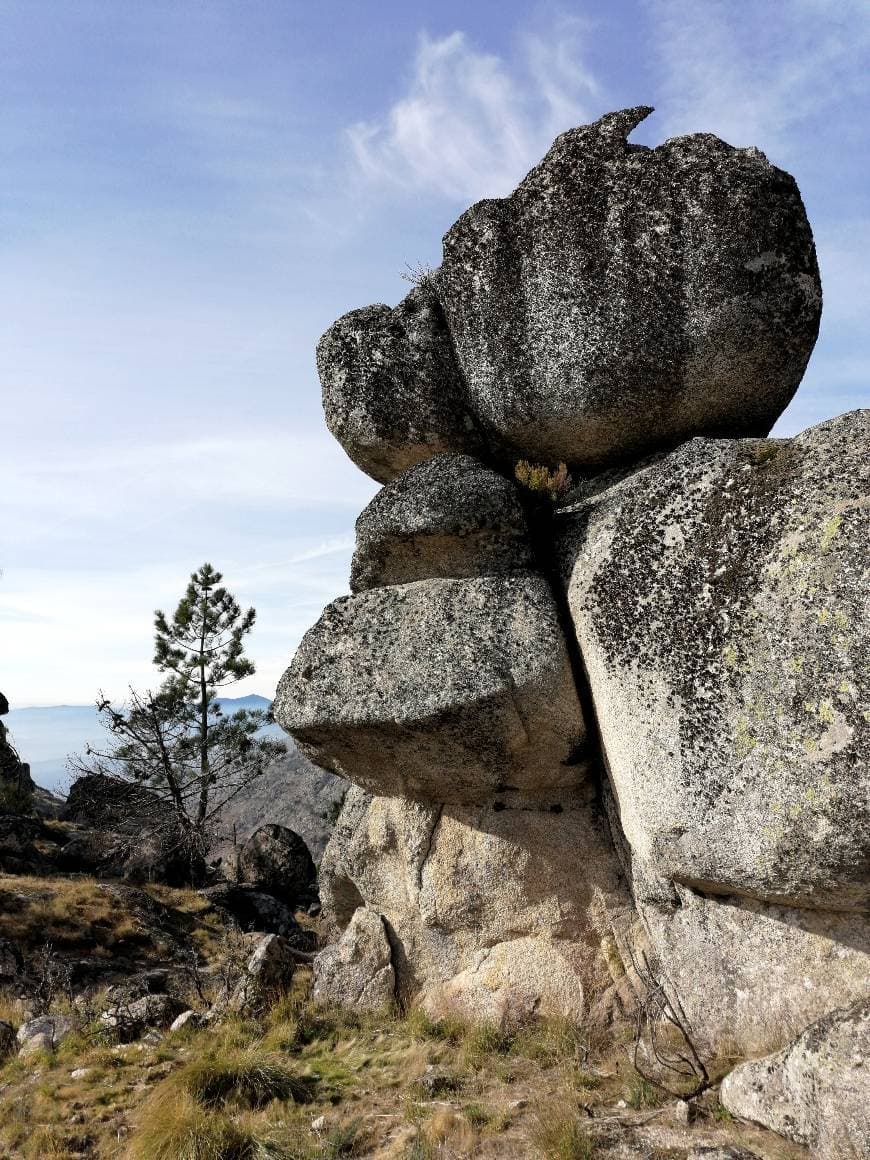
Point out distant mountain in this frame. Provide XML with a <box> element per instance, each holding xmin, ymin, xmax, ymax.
<box><xmin>5</xmin><ymin>694</ymin><xmax>280</xmax><ymax>794</ymax></box>
<box><xmin>5</xmin><ymin>694</ymin><xmax>346</xmax><ymax>861</ymax></box>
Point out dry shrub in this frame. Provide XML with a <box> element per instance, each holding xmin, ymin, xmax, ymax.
<box><xmin>530</xmin><ymin>1097</ymin><xmax>597</xmax><ymax>1159</ymax></box>
<box><xmin>125</xmin><ymin>1088</ymin><xmax>292</xmax><ymax>1160</ymax></box>
<box><xmin>514</xmin><ymin>460</ymin><xmax>573</xmax><ymax>500</ymax></box>
<box><xmin>165</xmin><ymin>1048</ymin><xmax>316</xmax><ymax>1110</ymax></box>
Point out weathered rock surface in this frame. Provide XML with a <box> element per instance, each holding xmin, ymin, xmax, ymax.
<box><xmin>275</xmin><ymin>575</ymin><xmax>587</xmax><ymax>804</ymax></box>
<box><xmin>318</xmin><ymin>286</ymin><xmax>481</xmax><ymax>483</ymax></box>
<box><xmin>316</xmin><ymin>787</ymin><xmax>632</xmax><ymax>1027</ymax></box>
<box><xmin>99</xmin><ymin>993</ymin><xmax>182</xmax><ymax>1042</ymax></box>
<box><xmin>638</xmin><ymin>882</ymin><xmax>870</xmax><ymax>1054</ymax></box>
<box><xmin>237</xmin><ymin>823</ymin><xmax>316</xmax><ymax>903</ymax></box>
<box><xmin>226</xmin><ymin>933</ymin><xmax>297</xmax><ymax>1014</ymax></box>
<box><xmin>16</xmin><ymin>1014</ymin><xmax>74</xmax><ymax>1057</ymax></box>
<box><xmin>312</xmin><ymin>906</ymin><xmax>395</xmax><ymax>1011</ymax></box>
<box><xmin>559</xmin><ymin>411</ymin><xmax>870</xmax><ymax>910</ymax></box>
<box><xmin>438</xmin><ymin>106</ymin><xmax>821</xmax><ymax>468</ymax></box>
<box><xmin>721</xmin><ymin>998</ymin><xmax>870</xmax><ymax>1159</ymax></box>
<box><xmin>350</xmin><ymin>453</ymin><xmax>534</xmax><ymax>591</ymax></box>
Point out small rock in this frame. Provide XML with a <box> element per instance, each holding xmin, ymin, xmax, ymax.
<box><xmin>69</xmin><ymin>1068</ymin><xmax>90</xmax><ymax>1080</ymax></box>
<box><xmin>673</xmin><ymin>1099</ymin><xmax>691</xmax><ymax>1125</ymax></box>
<box><xmin>311</xmin><ymin>1114</ymin><xmax>326</xmax><ymax>1133</ymax></box>
<box><xmin>616</xmin><ymin>1099</ymin><xmax>627</xmax><ymax>1109</ymax></box>
<box><xmin>169</xmin><ymin>1010</ymin><xmax>202</xmax><ymax>1033</ymax></box>
<box><xmin>417</xmin><ymin>1065</ymin><xmax>458</xmax><ymax>1099</ymax></box>
<box><xmin>16</xmin><ymin>1014</ymin><xmax>73</xmax><ymax>1057</ymax></box>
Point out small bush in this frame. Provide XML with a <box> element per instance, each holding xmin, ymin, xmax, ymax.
<box><xmin>531</xmin><ymin>1099</ymin><xmax>597</xmax><ymax>1159</ymax></box>
<box><xmin>515</xmin><ymin>460</ymin><xmax>573</xmax><ymax>500</ymax></box>
<box><xmin>170</xmin><ymin>1048</ymin><xmax>317</xmax><ymax>1109</ymax></box>
<box><xmin>126</xmin><ymin>1089</ymin><xmax>292</xmax><ymax>1160</ymax></box>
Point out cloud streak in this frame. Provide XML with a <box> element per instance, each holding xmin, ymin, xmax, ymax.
<box><xmin>349</xmin><ymin>21</ymin><xmax>601</xmax><ymax>201</ymax></box>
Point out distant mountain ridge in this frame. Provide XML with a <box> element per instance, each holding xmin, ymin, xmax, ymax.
<box><xmin>5</xmin><ymin>694</ymin><xmax>346</xmax><ymax>861</ymax></box>
<box><xmin>5</xmin><ymin>695</ymin><xmax>277</xmax><ymax>793</ymax></box>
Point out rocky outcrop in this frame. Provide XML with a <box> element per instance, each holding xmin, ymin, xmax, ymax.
<box><xmin>438</xmin><ymin>106</ymin><xmax>821</xmax><ymax>468</ymax></box>
<box><xmin>64</xmin><ymin>772</ymin><xmax>203</xmax><ymax>885</ymax></box>
<box><xmin>558</xmin><ymin>411</ymin><xmax>869</xmax><ymax>912</ymax></box>
<box><xmin>274</xmin><ymin>105</ymin><xmax>865</xmax><ymax>1147</ymax></box>
<box><xmin>0</xmin><ymin>693</ymin><xmax>34</xmax><ymax>809</ymax></box>
<box><xmin>350</xmin><ymin>453</ymin><xmax>534</xmax><ymax>591</ymax></box>
<box><xmin>721</xmin><ymin>999</ymin><xmax>870</xmax><ymax>1159</ymax></box>
<box><xmin>318</xmin><ymin>786</ymin><xmax>632</xmax><ymax>1027</ymax></box>
<box><xmin>276</xmin><ymin>574</ymin><xmax>588</xmax><ymax>805</ymax></box>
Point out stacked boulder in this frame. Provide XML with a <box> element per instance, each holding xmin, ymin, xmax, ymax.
<box><xmin>276</xmin><ymin>108</ymin><xmax>868</xmax><ymax>1153</ymax></box>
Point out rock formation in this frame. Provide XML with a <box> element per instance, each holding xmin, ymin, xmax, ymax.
<box><xmin>275</xmin><ymin>107</ymin><xmax>866</xmax><ymax>1155</ymax></box>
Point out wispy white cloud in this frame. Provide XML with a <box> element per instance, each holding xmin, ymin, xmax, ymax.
<box><xmin>648</xmin><ymin>0</ymin><xmax>870</xmax><ymax>155</ymax></box>
<box><xmin>348</xmin><ymin>19</ymin><xmax>601</xmax><ymax>202</ymax></box>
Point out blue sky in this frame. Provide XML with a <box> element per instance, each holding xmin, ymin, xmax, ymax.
<box><xmin>1</xmin><ymin>0</ymin><xmax>868</xmax><ymax>706</ymax></box>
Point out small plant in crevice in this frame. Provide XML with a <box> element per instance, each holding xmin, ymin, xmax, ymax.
<box><xmin>400</xmin><ymin>262</ymin><xmax>437</xmax><ymax>292</ymax></box>
<box><xmin>514</xmin><ymin>460</ymin><xmax>573</xmax><ymax>501</ymax></box>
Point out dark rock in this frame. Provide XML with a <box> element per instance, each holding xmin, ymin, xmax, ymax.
<box><xmin>0</xmin><ymin>1020</ymin><xmax>15</xmax><ymax>1060</ymax></box>
<box><xmin>437</xmin><ymin>106</ymin><xmax>821</xmax><ymax>468</ymax></box>
<box><xmin>350</xmin><ymin>453</ymin><xmax>534</xmax><ymax>591</ymax></box>
<box><xmin>0</xmin><ymin>814</ymin><xmax>49</xmax><ymax>874</ymax></box>
<box><xmin>318</xmin><ymin>286</ymin><xmax>482</xmax><ymax>484</ymax></box>
<box><xmin>237</xmin><ymin>824</ymin><xmax>316</xmax><ymax>903</ymax></box>
<box><xmin>63</xmin><ymin>774</ymin><xmax>203</xmax><ymax>885</ymax></box>
<box><xmin>199</xmin><ymin>883</ymin><xmax>315</xmax><ymax>949</ymax></box>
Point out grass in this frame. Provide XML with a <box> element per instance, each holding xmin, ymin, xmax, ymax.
<box><xmin>0</xmin><ymin>879</ymin><xmax>813</xmax><ymax>1160</ymax></box>
<box><xmin>530</xmin><ymin>1098</ymin><xmax>598</xmax><ymax>1159</ymax></box>
<box><xmin>167</xmin><ymin>1048</ymin><xmax>318</xmax><ymax>1109</ymax></box>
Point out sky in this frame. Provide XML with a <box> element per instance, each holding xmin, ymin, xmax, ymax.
<box><xmin>1</xmin><ymin>0</ymin><xmax>868</xmax><ymax>707</ymax></box>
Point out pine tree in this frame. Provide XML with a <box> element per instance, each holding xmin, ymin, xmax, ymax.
<box><xmin>73</xmin><ymin>564</ymin><xmax>286</xmax><ymax>879</ymax></box>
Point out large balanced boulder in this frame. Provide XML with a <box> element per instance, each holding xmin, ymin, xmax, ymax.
<box><xmin>350</xmin><ymin>453</ymin><xmax>534</xmax><ymax>591</ymax></box>
<box><xmin>318</xmin><ymin>286</ymin><xmax>481</xmax><ymax>483</ymax></box>
<box><xmin>437</xmin><ymin>106</ymin><xmax>821</xmax><ymax>467</ymax></box>
<box><xmin>237</xmin><ymin>824</ymin><xmax>316</xmax><ymax>903</ymax></box>
<box><xmin>721</xmin><ymin>998</ymin><xmax>870</xmax><ymax>1159</ymax></box>
<box><xmin>558</xmin><ymin>410</ymin><xmax>870</xmax><ymax>911</ymax></box>
<box><xmin>275</xmin><ymin>575</ymin><xmax>588</xmax><ymax>804</ymax></box>
<box><xmin>316</xmin><ymin>786</ymin><xmax>632</xmax><ymax>1027</ymax></box>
